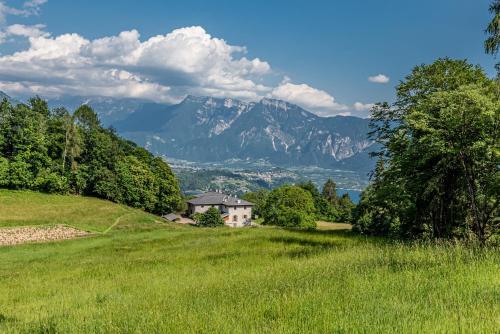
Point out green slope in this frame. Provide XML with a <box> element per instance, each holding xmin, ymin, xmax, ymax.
<box><xmin>0</xmin><ymin>190</ymin><xmax>160</xmax><ymax>233</ymax></box>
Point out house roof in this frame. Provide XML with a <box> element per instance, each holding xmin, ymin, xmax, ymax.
<box><xmin>162</xmin><ymin>213</ymin><xmax>180</xmax><ymax>221</ymax></box>
<box><xmin>187</xmin><ymin>192</ymin><xmax>254</xmax><ymax>206</ymax></box>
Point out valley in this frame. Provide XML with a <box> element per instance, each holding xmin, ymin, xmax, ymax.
<box><xmin>169</xmin><ymin>158</ymin><xmax>367</xmax><ymax>201</ymax></box>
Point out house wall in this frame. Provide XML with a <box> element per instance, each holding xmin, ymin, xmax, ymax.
<box><xmin>224</xmin><ymin>205</ymin><xmax>252</xmax><ymax>227</ymax></box>
<box><xmin>189</xmin><ymin>204</ymin><xmax>219</xmax><ymax>215</ymax></box>
<box><xmin>188</xmin><ymin>203</ymin><xmax>253</xmax><ymax>228</ymax></box>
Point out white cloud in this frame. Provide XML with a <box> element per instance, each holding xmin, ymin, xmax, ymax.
<box><xmin>353</xmin><ymin>102</ymin><xmax>374</xmax><ymax>112</ymax></box>
<box><xmin>0</xmin><ymin>0</ymin><xmax>47</xmax><ymax>24</ymax></box>
<box><xmin>368</xmin><ymin>74</ymin><xmax>389</xmax><ymax>84</ymax></box>
<box><xmin>0</xmin><ymin>26</ymin><xmax>273</xmax><ymax>103</ymax></box>
<box><xmin>270</xmin><ymin>80</ymin><xmax>349</xmax><ymax>116</ymax></box>
<box><xmin>0</xmin><ymin>23</ymin><xmax>374</xmax><ymax>118</ymax></box>
<box><xmin>5</xmin><ymin>23</ymin><xmax>49</xmax><ymax>38</ymax></box>
<box><xmin>24</xmin><ymin>0</ymin><xmax>48</xmax><ymax>8</ymax></box>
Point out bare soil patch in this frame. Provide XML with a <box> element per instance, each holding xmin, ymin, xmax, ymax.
<box><xmin>0</xmin><ymin>225</ymin><xmax>89</xmax><ymax>246</ymax></box>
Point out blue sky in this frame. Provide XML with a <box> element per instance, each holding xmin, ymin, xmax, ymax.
<box><xmin>0</xmin><ymin>0</ymin><xmax>496</xmax><ymax>117</ymax></box>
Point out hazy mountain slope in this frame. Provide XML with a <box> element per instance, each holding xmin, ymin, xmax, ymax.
<box><xmin>117</xmin><ymin>96</ymin><xmax>376</xmax><ymax>172</ymax></box>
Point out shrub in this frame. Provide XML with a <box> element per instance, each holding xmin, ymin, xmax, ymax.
<box><xmin>262</xmin><ymin>185</ymin><xmax>316</xmax><ymax>229</ymax></box>
<box><xmin>198</xmin><ymin>207</ymin><xmax>225</xmax><ymax>227</ymax></box>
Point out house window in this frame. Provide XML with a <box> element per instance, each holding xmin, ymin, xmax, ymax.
<box><xmin>201</xmin><ymin>205</ymin><xmax>205</xmax><ymax>208</ymax></box>
<box><xmin>244</xmin><ymin>206</ymin><xmax>247</xmax><ymax>210</ymax></box>
<box><xmin>243</xmin><ymin>215</ymin><xmax>247</xmax><ymax>219</ymax></box>
<box><xmin>233</xmin><ymin>215</ymin><xmax>238</xmax><ymax>222</ymax></box>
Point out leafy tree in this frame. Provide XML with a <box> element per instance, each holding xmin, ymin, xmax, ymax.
<box><xmin>241</xmin><ymin>189</ymin><xmax>269</xmax><ymax>218</ymax></box>
<box><xmin>198</xmin><ymin>207</ymin><xmax>225</xmax><ymax>227</ymax></box>
<box><xmin>353</xmin><ymin>59</ymin><xmax>499</xmax><ymax>243</ymax></box>
<box><xmin>299</xmin><ymin>180</ymin><xmax>338</xmax><ymax>222</ymax></box>
<box><xmin>485</xmin><ymin>1</ymin><xmax>500</xmax><ymax>73</ymax></box>
<box><xmin>262</xmin><ymin>185</ymin><xmax>316</xmax><ymax>229</ymax></box>
<box><xmin>338</xmin><ymin>193</ymin><xmax>355</xmax><ymax>223</ymax></box>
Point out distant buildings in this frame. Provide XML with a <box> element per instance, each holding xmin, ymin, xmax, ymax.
<box><xmin>187</xmin><ymin>191</ymin><xmax>253</xmax><ymax>227</ymax></box>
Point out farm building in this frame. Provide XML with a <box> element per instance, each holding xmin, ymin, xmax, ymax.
<box><xmin>187</xmin><ymin>191</ymin><xmax>253</xmax><ymax>227</ymax></box>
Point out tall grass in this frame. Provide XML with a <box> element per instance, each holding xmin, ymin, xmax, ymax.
<box><xmin>0</xmin><ymin>191</ymin><xmax>498</xmax><ymax>333</ymax></box>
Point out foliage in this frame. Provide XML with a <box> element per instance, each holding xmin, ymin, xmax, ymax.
<box><xmin>338</xmin><ymin>193</ymin><xmax>355</xmax><ymax>223</ymax></box>
<box><xmin>261</xmin><ymin>185</ymin><xmax>316</xmax><ymax>228</ymax></box>
<box><xmin>0</xmin><ymin>97</ymin><xmax>183</xmax><ymax>215</ymax></box>
<box><xmin>241</xmin><ymin>189</ymin><xmax>269</xmax><ymax>218</ymax></box>
<box><xmin>298</xmin><ymin>180</ymin><xmax>338</xmax><ymax>222</ymax></box>
<box><xmin>197</xmin><ymin>207</ymin><xmax>225</xmax><ymax>227</ymax></box>
<box><xmin>191</xmin><ymin>212</ymin><xmax>204</xmax><ymax>223</ymax></box>
<box><xmin>485</xmin><ymin>0</ymin><xmax>500</xmax><ymax>73</ymax></box>
<box><xmin>321</xmin><ymin>178</ymin><xmax>338</xmax><ymax>206</ymax></box>
<box><xmin>353</xmin><ymin>59</ymin><xmax>499</xmax><ymax>243</ymax></box>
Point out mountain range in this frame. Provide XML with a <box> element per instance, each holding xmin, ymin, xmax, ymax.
<box><xmin>1</xmin><ymin>91</ymin><xmax>376</xmax><ymax>173</ymax></box>
<box><xmin>114</xmin><ymin>96</ymin><xmax>376</xmax><ymax>172</ymax></box>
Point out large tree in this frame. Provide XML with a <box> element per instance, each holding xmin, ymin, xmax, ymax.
<box><xmin>354</xmin><ymin>59</ymin><xmax>499</xmax><ymax>243</ymax></box>
<box><xmin>485</xmin><ymin>1</ymin><xmax>500</xmax><ymax>73</ymax></box>
<box><xmin>261</xmin><ymin>185</ymin><xmax>316</xmax><ymax>229</ymax></box>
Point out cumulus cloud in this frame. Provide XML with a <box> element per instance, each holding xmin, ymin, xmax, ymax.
<box><xmin>0</xmin><ymin>26</ymin><xmax>273</xmax><ymax>103</ymax></box>
<box><xmin>270</xmin><ymin>79</ymin><xmax>349</xmax><ymax>116</ymax></box>
<box><xmin>0</xmin><ymin>22</ymin><xmax>374</xmax><ymax>117</ymax></box>
<box><xmin>368</xmin><ymin>74</ymin><xmax>390</xmax><ymax>84</ymax></box>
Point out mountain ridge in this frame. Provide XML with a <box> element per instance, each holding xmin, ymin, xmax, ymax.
<box><xmin>115</xmin><ymin>95</ymin><xmax>376</xmax><ymax>172</ymax></box>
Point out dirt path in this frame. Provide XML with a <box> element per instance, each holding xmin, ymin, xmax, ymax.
<box><xmin>101</xmin><ymin>212</ymin><xmax>131</xmax><ymax>234</ymax></box>
<box><xmin>0</xmin><ymin>225</ymin><xmax>89</xmax><ymax>246</ymax></box>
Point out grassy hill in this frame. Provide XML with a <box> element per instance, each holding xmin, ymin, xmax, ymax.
<box><xmin>0</xmin><ymin>191</ymin><xmax>498</xmax><ymax>333</ymax></box>
<box><xmin>0</xmin><ymin>190</ymin><xmax>160</xmax><ymax>233</ymax></box>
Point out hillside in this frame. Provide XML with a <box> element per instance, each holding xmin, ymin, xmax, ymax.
<box><xmin>1</xmin><ymin>191</ymin><xmax>498</xmax><ymax>332</ymax></box>
<box><xmin>0</xmin><ymin>190</ymin><xmax>159</xmax><ymax>233</ymax></box>
<box><xmin>0</xmin><ymin>96</ymin><xmax>183</xmax><ymax>216</ymax></box>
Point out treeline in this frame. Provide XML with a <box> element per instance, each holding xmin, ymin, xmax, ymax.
<box><xmin>243</xmin><ymin>179</ymin><xmax>354</xmax><ymax>228</ymax></box>
<box><xmin>353</xmin><ymin>59</ymin><xmax>499</xmax><ymax>243</ymax></box>
<box><xmin>0</xmin><ymin>98</ymin><xmax>183</xmax><ymax>215</ymax></box>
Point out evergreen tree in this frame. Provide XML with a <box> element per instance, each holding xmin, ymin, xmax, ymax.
<box><xmin>322</xmin><ymin>179</ymin><xmax>338</xmax><ymax>206</ymax></box>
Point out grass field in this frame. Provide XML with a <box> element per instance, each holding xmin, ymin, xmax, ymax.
<box><xmin>0</xmin><ymin>191</ymin><xmax>498</xmax><ymax>333</ymax></box>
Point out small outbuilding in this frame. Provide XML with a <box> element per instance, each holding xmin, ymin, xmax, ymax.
<box><xmin>162</xmin><ymin>213</ymin><xmax>181</xmax><ymax>222</ymax></box>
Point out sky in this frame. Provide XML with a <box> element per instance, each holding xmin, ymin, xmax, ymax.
<box><xmin>0</xmin><ymin>0</ymin><xmax>496</xmax><ymax>117</ymax></box>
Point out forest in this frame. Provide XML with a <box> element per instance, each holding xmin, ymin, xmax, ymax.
<box><xmin>0</xmin><ymin>98</ymin><xmax>183</xmax><ymax>215</ymax></box>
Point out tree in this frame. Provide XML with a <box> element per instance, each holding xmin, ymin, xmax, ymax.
<box><xmin>261</xmin><ymin>185</ymin><xmax>316</xmax><ymax>229</ymax></box>
<box><xmin>299</xmin><ymin>180</ymin><xmax>338</xmax><ymax>222</ymax></box>
<box><xmin>338</xmin><ymin>193</ymin><xmax>355</xmax><ymax>223</ymax></box>
<box><xmin>241</xmin><ymin>189</ymin><xmax>269</xmax><ymax>218</ymax></box>
<box><xmin>198</xmin><ymin>207</ymin><xmax>225</xmax><ymax>227</ymax></box>
<box><xmin>485</xmin><ymin>1</ymin><xmax>500</xmax><ymax>73</ymax></box>
<box><xmin>353</xmin><ymin>59</ymin><xmax>499</xmax><ymax>243</ymax></box>
<box><xmin>322</xmin><ymin>179</ymin><xmax>338</xmax><ymax>206</ymax></box>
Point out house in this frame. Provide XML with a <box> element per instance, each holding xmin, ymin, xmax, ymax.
<box><xmin>187</xmin><ymin>191</ymin><xmax>254</xmax><ymax>227</ymax></box>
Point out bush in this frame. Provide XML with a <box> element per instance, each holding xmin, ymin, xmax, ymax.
<box><xmin>198</xmin><ymin>207</ymin><xmax>225</xmax><ymax>227</ymax></box>
<box><xmin>262</xmin><ymin>185</ymin><xmax>316</xmax><ymax>229</ymax></box>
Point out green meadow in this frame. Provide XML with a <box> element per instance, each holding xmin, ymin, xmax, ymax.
<box><xmin>0</xmin><ymin>190</ymin><xmax>498</xmax><ymax>333</ymax></box>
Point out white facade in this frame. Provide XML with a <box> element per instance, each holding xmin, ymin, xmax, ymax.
<box><xmin>188</xmin><ymin>203</ymin><xmax>252</xmax><ymax>227</ymax></box>
<box><xmin>224</xmin><ymin>205</ymin><xmax>252</xmax><ymax>227</ymax></box>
